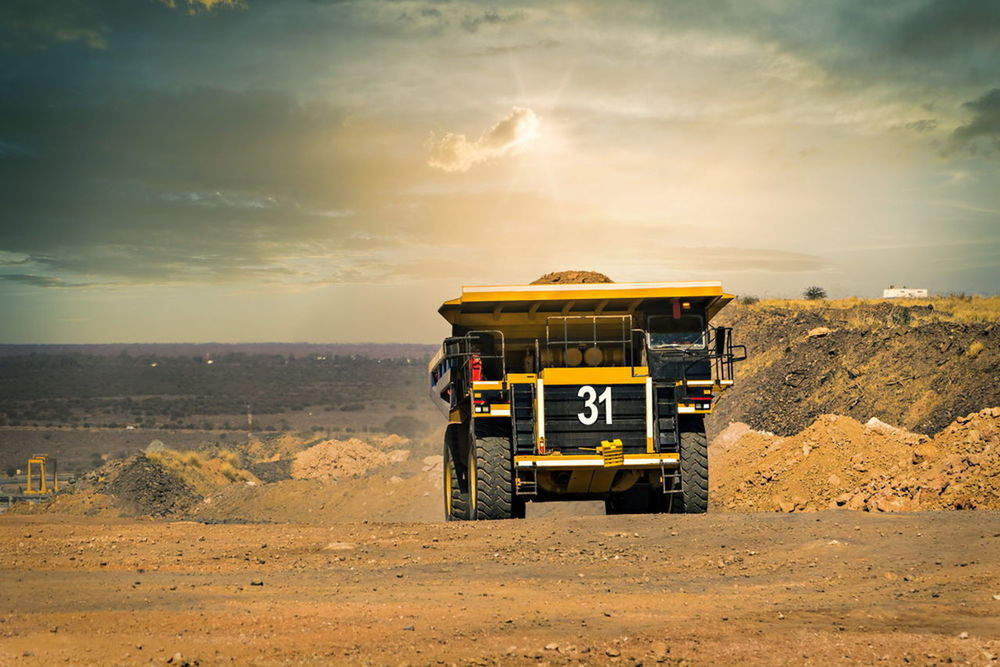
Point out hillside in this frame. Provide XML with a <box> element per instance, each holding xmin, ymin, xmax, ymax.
<box><xmin>709</xmin><ymin>297</ymin><xmax>999</xmax><ymax>436</ymax></box>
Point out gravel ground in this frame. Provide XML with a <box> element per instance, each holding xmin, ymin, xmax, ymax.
<box><xmin>2</xmin><ymin>511</ymin><xmax>998</xmax><ymax>665</ymax></box>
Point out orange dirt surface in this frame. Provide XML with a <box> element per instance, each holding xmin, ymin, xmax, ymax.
<box><xmin>290</xmin><ymin>435</ymin><xmax>410</xmax><ymax>482</ymax></box>
<box><xmin>2</xmin><ymin>512</ymin><xmax>999</xmax><ymax>666</ymax></box>
<box><xmin>713</xmin><ymin>408</ymin><xmax>1000</xmax><ymax>513</ymax></box>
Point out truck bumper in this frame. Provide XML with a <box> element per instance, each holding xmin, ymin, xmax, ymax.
<box><xmin>514</xmin><ymin>453</ymin><xmax>679</xmax><ymax>470</ymax></box>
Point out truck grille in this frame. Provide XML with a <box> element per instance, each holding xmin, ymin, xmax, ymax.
<box><xmin>543</xmin><ymin>384</ymin><xmax>647</xmax><ymax>455</ymax></box>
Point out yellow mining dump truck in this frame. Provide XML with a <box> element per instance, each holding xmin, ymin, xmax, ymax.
<box><xmin>428</xmin><ymin>281</ymin><xmax>745</xmax><ymax>519</ymax></box>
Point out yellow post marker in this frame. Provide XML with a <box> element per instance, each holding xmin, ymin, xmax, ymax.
<box><xmin>25</xmin><ymin>455</ymin><xmax>56</xmax><ymax>495</ymax></box>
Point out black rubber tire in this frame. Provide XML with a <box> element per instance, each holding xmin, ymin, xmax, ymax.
<box><xmin>471</xmin><ymin>435</ymin><xmax>518</xmax><ymax>520</ymax></box>
<box><xmin>443</xmin><ymin>424</ymin><xmax>468</xmax><ymax>521</ymax></box>
<box><xmin>677</xmin><ymin>415</ymin><xmax>709</xmax><ymax>513</ymax></box>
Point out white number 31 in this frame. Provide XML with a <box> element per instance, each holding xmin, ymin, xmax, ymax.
<box><xmin>577</xmin><ymin>385</ymin><xmax>612</xmax><ymax>425</ymax></box>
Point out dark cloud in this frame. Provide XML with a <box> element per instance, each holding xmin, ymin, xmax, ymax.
<box><xmin>903</xmin><ymin>119</ymin><xmax>939</xmax><ymax>134</ymax></box>
<box><xmin>588</xmin><ymin>0</ymin><xmax>999</xmax><ymax>95</ymax></box>
<box><xmin>0</xmin><ymin>0</ymin><xmax>108</xmax><ymax>49</ymax></box>
<box><xmin>460</xmin><ymin>8</ymin><xmax>525</xmax><ymax>33</ymax></box>
<box><xmin>0</xmin><ymin>273</ymin><xmax>90</xmax><ymax>288</ymax></box>
<box><xmin>0</xmin><ymin>80</ymin><xmax>422</xmax><ymax>286</ymax></box>
<box><xmin>952</xmin><ymin>88</ymin><xmax>1000</xmax><ymax>153</ymax></box>
<box><xmin>889</xmin><ymin>0</ymin><xmax>1000</xmax><ymax>59</ymax></box>
<box><xmin>158</xmin><ymin>0</ymin><xmax>245</xmax><ymax>13</ymax></box>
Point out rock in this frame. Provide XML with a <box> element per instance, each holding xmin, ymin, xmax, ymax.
<box><xmin>912</xmin><ymin>443</ymin><xmax>938</xmax><ymax>464</ymax></box>
<box><xmin>402</xmin><ymin>625</ymin><xmax>415</xmax><ymax>631</ymax></box>
<box><xmin>958</xmin><ymin>631</ymin><xmax>969</xmax><ymax>639</ymax></box>
<box><xmin>544</xmin><ymin>643</ymin><xmax>559</xmax><ymax>651</ymax></box>
<box><xmin>605</xmin><ymin>647</ymin><xmax>621</xmax><ymax>657</ymax></box>
<box><xmin>807</xmin><ymin>327</ymin><xmax>834</xmax><ymax>338</ymax></box>
<box><xmin>421</xmin><ymin>455</ymin><xmax>443</xmax><ymax>472</ymax></box>
<box><xmin>387</xmin><ymin>450</ymin><xmax>411</xmax><ymax>464</ymax></box>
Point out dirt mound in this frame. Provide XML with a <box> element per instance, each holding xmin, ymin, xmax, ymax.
<box><xmin>196</xmin><ymin>455</ymin><xmax>443</xmax><ymax>523</ymax></box>
<box><xmin>710</xmin><ymin>302</ymin><xmax>999</xmax><ymax>435</ymax></box>
<box><xmin>531</xmin><ymin>270</ymin><xmax>613</xmax><ymax>284</ymax></box>
<box><xmin>712</xmin><ymin>407</ymin><xmax>1000</xmax><ymax>512</ymax></box>
<box><xmin>290</xmin><ymin>436</ymin><xmax>410</xmax><ymax>481</ymax></box>
<box><xmin>247</xmin><ymin>459</ymin><xmax>292</xmax><ymax>483</ymax></box>
<box><xmin>99</xmin><ymin>455</ymin><xmax>200</xmax><ymax>517</ymax></box>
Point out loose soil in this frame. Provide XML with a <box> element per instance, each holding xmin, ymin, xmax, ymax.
<box><xmin>713</xmin><ymin>407</ymin><xmax>1000</xmax><ymax>513</ymax></box>
<box><xmin>2</xmin><ymin>512</ymin><xmax>998</xmax><ymax>665</ymax></box>
<box><xmin>531</xmin><ymin>270</ymin><xmax>613</xmax><ymax>284</ymax></box>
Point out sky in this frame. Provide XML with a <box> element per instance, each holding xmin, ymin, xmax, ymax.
<box><xmin>0</xmin><ymin>0</ymin><xmax>998</xmax><ymax>344</ymax></box>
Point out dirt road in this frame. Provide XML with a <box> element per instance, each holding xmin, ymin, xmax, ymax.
<box><xmin>2</xmin><ymin>512</ymin><xmax>998</xmax><ymax>665</ymax></box>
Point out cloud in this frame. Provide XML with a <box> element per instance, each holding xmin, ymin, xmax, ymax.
<box><xmin>0</xmin><ymin>0</ymin><xmax>108</xmax><ymax>49</ymax></box>
<box><xmin>428</xmin><ymin>107</ymin><xmax>540</xmax><ymax>172</ymax></box>
<box><xmin>889</xmin><ymin>0</ymin><xmax>1000</xmax><ymax>59</ymax></box>
<box><xmin>951</xmin><ymin>88</ymin><xmax>1000</xmax><ymax>153</ymax></box>
<box><xmin>460</xmin><ymin>8</ymin><xmax>525</xmax><ymax>34</ymax></box>
<box><xmin>663</xmin><ymin>248</ymin><xmax>827</xmax><ymax>274</ymax></box>
<box><xmin>0</xmin><ymin>273</ymin><xmax>89</xmax><ymax>288</ymax></box>
<box><xmin>159</xmin><ymin>0</ymin><xmax>244</xmax><ymax>13</ymax></box>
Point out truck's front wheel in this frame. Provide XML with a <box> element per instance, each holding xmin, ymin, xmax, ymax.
<box><xmin>677</xmin><ymin>415</ymin><xmax>709</xmax><ymax>513</ymax></box>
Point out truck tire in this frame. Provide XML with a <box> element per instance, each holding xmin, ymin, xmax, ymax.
<box><xmin>443</xmin><ymin>424</ymin><xmax>468</xmax><ymax>521</ymax></box>
<box><xmin>470</xmin><ymin>434</ymin><xmax>520</xmax><ymax>520</ymax></box>
<box><xmin>677</xmin><ymin>415</ymin><xmax>709</xmax><ymax>513</ymax></box>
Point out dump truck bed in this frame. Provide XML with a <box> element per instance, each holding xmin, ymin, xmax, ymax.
<box><xmin>438</xmin><ymin>280</ymin><xmax>735</xmax><ymax>326</ymax></box>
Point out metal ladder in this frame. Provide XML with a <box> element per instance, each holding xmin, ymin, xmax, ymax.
<box><xmin>515</xmin><ymin>468</ymin><xmax>538</xmax><ymax>496</ymax></box>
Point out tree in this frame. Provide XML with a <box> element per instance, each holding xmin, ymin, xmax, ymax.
<box><xmin>803</xmin><ymin>286</ymin><xmax>827</xmax><ymax>300</ymax></box>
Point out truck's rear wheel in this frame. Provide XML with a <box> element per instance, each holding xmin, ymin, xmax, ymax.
<box><xmin>470</xmin><ymin>434</ymin><xmax>521</xmax><ymax>520</ymax></box>
<box><xmin>677</xmin><ymin>415</ymin><xmax>709</xmax><ymax>513</ymax></box>
<box><xmin>443</xmin><ymin>424</ymin><xmax>468</xmax><ymax>521</ymax></box>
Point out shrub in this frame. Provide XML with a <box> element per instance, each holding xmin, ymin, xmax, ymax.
<box><xmin>181</xmin><ymin>451</ymin><xmax>202</xmax><ymax>467</ymax></box>
<box><xmin>217</xmin><ymin>449</ymin><xmax>240</xmax><ymax>467</ymax></box>
<box><xmin>803</xmin><ymin>286</ymin><xmax>827</xmax><ymax>300</ymax></box>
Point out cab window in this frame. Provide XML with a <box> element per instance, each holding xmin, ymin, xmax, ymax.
<box><xmin>647</xmin><ymin>314</ymin><xmax>706</xmax><ymax>349</ymax></box>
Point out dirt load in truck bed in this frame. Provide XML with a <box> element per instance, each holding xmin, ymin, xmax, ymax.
<box><xmin>530</xmin><ymin>270</ymin><xmax>613</xmax><ymax>284</ymax></box>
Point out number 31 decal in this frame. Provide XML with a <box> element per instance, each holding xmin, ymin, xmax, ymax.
<box><xmin>577</xmin><ymin>385</ymin><xmax>612</xmax><ymax>425</ymax></box>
